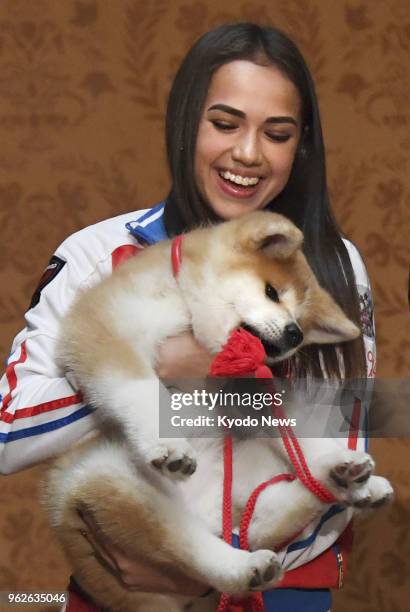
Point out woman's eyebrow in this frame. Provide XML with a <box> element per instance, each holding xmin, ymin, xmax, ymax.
<box><xmin>207</xmin><ymin>103</ymin><xmax>297</xmax><ymax>126</ymax></box>
<box><xmin>207</xmin><ymin>103</ymin><xmax>246</xmax><ymax>118</ymax></box>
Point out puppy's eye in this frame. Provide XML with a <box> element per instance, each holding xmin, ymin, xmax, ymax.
<box><xmin>265</xmin><ymin>283</ymin><xmax>279</xmax><ymax>302</ymax></box>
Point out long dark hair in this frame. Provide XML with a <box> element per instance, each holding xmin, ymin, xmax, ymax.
<box><xmin>164</xmin><ymin>23</ymin><xmax>366</xmax><ymax>379</ymax></box>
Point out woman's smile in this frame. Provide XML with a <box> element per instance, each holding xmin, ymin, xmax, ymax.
<box><xmin>215</xmin><ymin>167</ymin><xmax>264</xmax><ymax>199</ymax></box>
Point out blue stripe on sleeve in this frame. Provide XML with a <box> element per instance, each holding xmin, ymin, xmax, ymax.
<box><xmin>0</xmin><ymin>405</ymin><xmax>94</xmax><ymax>443</ymax></box>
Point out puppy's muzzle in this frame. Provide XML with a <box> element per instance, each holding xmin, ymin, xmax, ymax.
<box><xmin>240</xmin><ymin>322</ymin><xmax>304</xmax><ymax>359</ymax></box>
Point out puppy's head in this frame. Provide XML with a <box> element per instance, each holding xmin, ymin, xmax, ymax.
<box><xmin>185</xmin><ymin>211</ymin><xmax>360</xmax><ymax>359</ymax></box>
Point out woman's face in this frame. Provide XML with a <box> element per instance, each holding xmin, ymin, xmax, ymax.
<box><xmin>194</xmin><ymin>60</ymin><xmax>302</xmax><ymax>220</ymax></box>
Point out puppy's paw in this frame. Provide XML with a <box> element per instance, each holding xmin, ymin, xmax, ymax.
<box><xmin>329</xmin><ymin>451</ymin><xmax>374</xmax><ymax>489</ymax></box>
<box><xmin>328</xmin><ymin>450</ymin><xmax>379</xmax><ymax>507</ymax></box>
<box><xmin>363</xmin><ymin>475</ymin><xmax>394</xmax><ymax>510</ymax></box>
<box><xmin>142</xmin><ymin>438</ymin><xmax>197</xmax><ymax>480</ymax></box>
<box><xmin>216</xmin><ymin>549</ymin><xmax>282</xmax><ymax>595</ymax></box>
<box><xmin>246</xmin><ymin>550</ymin><xmax>283</xmax><ymax>592</ymax></box>
<box><xmin>314</xmin><ymin>449</ymin><xmax>376</xmax><ymax>506</ymax></box>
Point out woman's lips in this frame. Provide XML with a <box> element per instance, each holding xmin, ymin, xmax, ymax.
<box><xmin>215</xmin><ymin>170</ymin><xmax>263</xmax><ymax>200</ymax></box>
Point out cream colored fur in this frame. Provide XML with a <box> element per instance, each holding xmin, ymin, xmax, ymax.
<box><xmin>44</xmin><ymin>212</ymin><xmax>393</xmax><ymax>612</ymax></box>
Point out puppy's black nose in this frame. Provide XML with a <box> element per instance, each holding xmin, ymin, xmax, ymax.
<box><xmin>284</xmin><ymin>323</ymin><xmax>303</xmax><ymax>348</ymax></box>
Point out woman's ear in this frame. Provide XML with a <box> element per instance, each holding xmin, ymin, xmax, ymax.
<box><xmin>236</xmin><ymin>211</ymin><xmax>303</xmax><ymax>260</ymax></box>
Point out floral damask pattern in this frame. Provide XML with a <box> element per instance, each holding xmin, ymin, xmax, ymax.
<box><xmin>1</xmin><ymin>1</ymin><xmax>408</xmax><ymax>611</ymax></box>
<box><xmin>0</xmin><ymin>0</ymin><xmax>114</xmax><ymax>152</ymax></box>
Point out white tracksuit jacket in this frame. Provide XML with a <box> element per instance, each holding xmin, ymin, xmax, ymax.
<box><xmin>0</xmin><ymin>202</ymin><xmax>376</xmax><ymax>573</ymax></box>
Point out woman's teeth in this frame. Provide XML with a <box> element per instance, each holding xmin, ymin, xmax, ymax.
<box><xmin>219</xmin><ymin>170</ymin><xmax>260</xmax><ymax>186</ymax></box>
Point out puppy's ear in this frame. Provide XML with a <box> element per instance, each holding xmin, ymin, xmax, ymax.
<box><xmin>304</xmin><ymin>288</ymin><xmax>360</xmax><ymax>345</ymax></box>
<box><xmin>237</xmin><ymin>212</ymin><xmax>303</xmax><ymax>259</ymax></box>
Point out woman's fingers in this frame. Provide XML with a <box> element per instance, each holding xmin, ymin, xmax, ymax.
<box><xmin>77</xmin><ymin>506</ymin><xmax>123</xmax><ymax>574</ymax></box>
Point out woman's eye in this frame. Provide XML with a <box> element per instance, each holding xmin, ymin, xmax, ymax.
<box><xmin>266</xmin><ymin>132</ymin><xmax>291</xmax><ymax>143</ymax></box>
<box><xmin>265</xmin><ymin>284</ymin><xmax>279</xmax><ymax>302</ymax></box>
<box><xmin>211</xmin><ymin>120</ymin><xmax>236</xmax><ymax>131</ymax></box>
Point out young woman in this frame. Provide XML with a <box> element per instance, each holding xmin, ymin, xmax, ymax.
<box><xmin>0</xmin><ymin>23</ymin><xmax>375</xmax><ymax>612</ymax></box>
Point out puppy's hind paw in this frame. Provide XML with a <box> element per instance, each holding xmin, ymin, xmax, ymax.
<box><xmin>325</xmin><ymin>450</ymin><xmax>374</xmax><ymax>506</ymax></box>
<box><xmin>324</xmin><ymin>451</ymin><xmax>393</xmax><ymax>511</ymax></box>
<box><xmin>366</xmin><ymin>475</ymin><xmax>394</xmax><ymax>509</ymax></box>
<box><xmin>329</xmin><ymin>452</ymin><xmax>375</xmax><ymax>490</ymax></box>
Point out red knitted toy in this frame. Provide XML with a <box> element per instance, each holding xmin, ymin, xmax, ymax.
<box><xmin>210</xmin><ymin>328</ymin><xmax>273</xmax><ymax>379</ymax></box>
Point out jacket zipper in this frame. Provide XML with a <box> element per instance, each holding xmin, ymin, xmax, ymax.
<box><xmin>332</xmin><ymin>543</ymin><xmax>344</xmax><ymax>588</ymax></box>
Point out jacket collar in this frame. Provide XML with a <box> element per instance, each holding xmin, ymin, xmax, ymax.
<box><xmin>126</xmin><ymin>202</ymin><xmax>167</xmax><ymax>245</ymax></box>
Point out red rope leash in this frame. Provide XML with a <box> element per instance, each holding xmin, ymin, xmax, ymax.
<box><xmin>238</xmin><ymin>473</ymin><xmax>297</xmax><ymax>552</ymax></box>
<box><xmin>210</xmin><ymin>328</ymin><xmax>338</xmax><ymax>612</ymax></box>
<box><xmin>222</xmin><ymin>436</ymin><xmax>234</xmax><ymax>546</ymax></box>
<box><xmin>217</xmin><ymin>434</ymin><xmax>265</xmax><ymax>612</ymax></box>
<box><xmin>273</xmin><ymin>408</ymin><xmax>337</xmax><ymax>504</ymax></box>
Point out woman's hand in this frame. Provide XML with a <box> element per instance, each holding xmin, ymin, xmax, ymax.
<box><xmin>156</xmin><ymin>332</ymin><xmax>214</xmax><ymax>379</ymax></box>
<box><xmin>78</xmin><ymin>507</ymin><xmax>209</xmax><ymax>596</ymax></box>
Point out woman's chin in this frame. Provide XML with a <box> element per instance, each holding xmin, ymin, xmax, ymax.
<box><xmin>205</xmin><ymin>195</ymin><xmax>266</xmax><ymax>220</ymax></box>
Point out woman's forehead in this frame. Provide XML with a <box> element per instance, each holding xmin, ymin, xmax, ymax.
<box><xmin>204</xmin><ymin>60</ymin><xmax>301</xmax><ymax>123</ymax></box>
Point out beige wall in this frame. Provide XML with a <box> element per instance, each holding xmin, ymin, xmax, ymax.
<box><xmin>0</xmin><ymin>1</ymin><xmax>409</xmax><ymax>610</ymax></box>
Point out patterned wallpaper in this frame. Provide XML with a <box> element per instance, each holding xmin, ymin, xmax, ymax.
<box><xmin>0</xmin><ymin>1</ymin><xmax>409</xmax><ymax>611</ymax></box>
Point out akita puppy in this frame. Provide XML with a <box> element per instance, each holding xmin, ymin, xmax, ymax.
<box><xmin>45</xmin><ymin>212</ymin><xmax>393</xmax><ymax>612</ymax></box>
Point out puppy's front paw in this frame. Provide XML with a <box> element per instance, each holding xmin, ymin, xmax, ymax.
<box><xmin>142</xmin><ymin>438</ymin><xmax>197</xmax><ymax>480</ymax></box>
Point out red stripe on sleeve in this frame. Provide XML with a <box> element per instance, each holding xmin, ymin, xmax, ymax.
<box><xmin>1</xmin><ymin>392</ymin><xmax>84</xmax><ymax>424</ymax></box>
<box><xmin>1</xmin><ymin>342</ymin><xmax>28</xmax><ymax>414</ymax></box>
<box><xmin>348</xmin><ymin>398</ymin><xmax>361</xmax><ymax>450</ymax></box>
<box><xmin>1</xmin><ymin>341</ymin><xmax>84</xmax><ymax>424</ymax></box>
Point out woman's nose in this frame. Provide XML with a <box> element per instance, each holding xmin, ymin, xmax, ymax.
<box><xmin>231</xmin><ymin>132</ymin><xmax>263</xmax><ymax>166</ymax></box>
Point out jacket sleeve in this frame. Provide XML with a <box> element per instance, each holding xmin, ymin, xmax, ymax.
<box><xmin>0</xmin><ymin>238</ymin><xmax>111</xmax><ymax>475</ymax></box>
